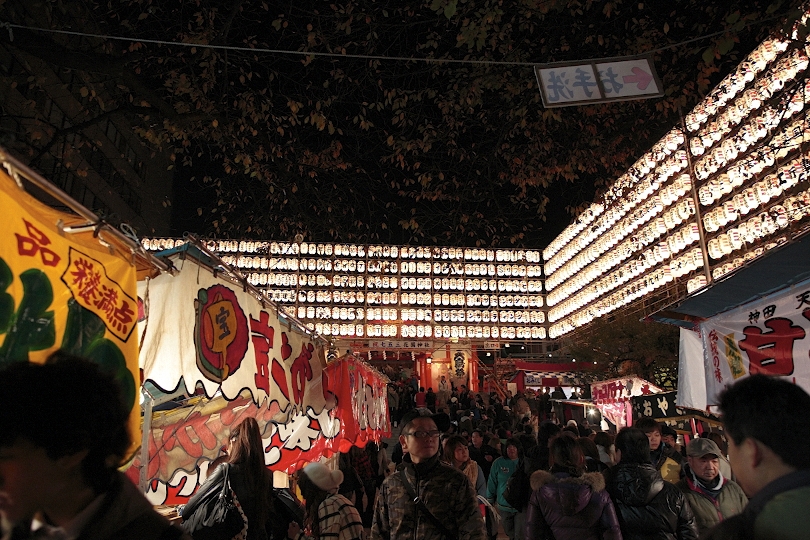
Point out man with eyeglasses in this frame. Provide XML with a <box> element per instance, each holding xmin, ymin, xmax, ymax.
<box><xmin>370</xmin><ymin>409</ymin><xmax>486</xmax><ymax>540</ymax></box>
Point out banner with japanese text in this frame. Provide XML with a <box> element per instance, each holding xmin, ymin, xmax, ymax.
<box><xmin>325</xmin><ymin>354</ymin><xmax>390</xmax><ymax>452</ymax></box>
<box><xmin>590</xmin><ymin>376</ymin><xmax>662</xmax><ymax>428</ymax></box>
<box><xmin>0</xmin><ymin>169</ymin><xmax>141</xmax><ymax>455</ymax></box>
<box><xmin>138</xmin><ymin>249</ymin><xmax>328</xmax><ymax>413</ymax></box>
<box><xmin>700</xmin><ymin>278</ymin><xmax>810</xmax><ymax>405</ymax></box>
<box><xmin>127</xmin><ymin>354</ymin><xmax>389</xmax><ymax>506</ymax></box>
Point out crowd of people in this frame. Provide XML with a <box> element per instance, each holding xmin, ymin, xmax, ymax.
<box><xmin>371</xmin><ymin>375</ymin><xmax>810</xmax><ymax>540</ymax></box>
<box><xmin>1</xmin><ymin>353</ymin><xmax>809</xmax><ymax>540</ymax></box>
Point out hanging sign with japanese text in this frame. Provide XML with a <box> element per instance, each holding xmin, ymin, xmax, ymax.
<box><xmin>700</xmin><ymin>278</ymin><xmax>810</xmax><ymax>404</ymax></box>
<box><xmin>535</xmin><ymin>56</ymin><xmax>663</xmax><ymax>108</ymax></box>
<box><xmin>0</xmin><ymin>168</ymin><xmax>141</xmax><ymax>456</ymax></box>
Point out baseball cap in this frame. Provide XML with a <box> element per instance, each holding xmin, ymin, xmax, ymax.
<box><xmin>686</xmin><ymin>437</ymin><xmax>722</xmax><ymax>458</ymax></box>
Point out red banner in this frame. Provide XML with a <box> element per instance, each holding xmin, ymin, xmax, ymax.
<box><xmin>126</xmin><ymin>354</ymin><xmax>389</xmax><ymax>505</ymax></box>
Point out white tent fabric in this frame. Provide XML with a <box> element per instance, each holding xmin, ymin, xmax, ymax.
<box><xmin>676</xmin><ymin>327</ymin><xmax>707</xmax><ymax>410</ymax></box>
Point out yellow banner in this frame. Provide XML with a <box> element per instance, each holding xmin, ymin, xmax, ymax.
<box><xmin>0</xmin><ymin>169</ymin><xmax>140</xmax><ymax>456</ymax></box>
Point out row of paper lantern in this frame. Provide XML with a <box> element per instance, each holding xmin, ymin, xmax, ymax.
<box><xmin>551</xmin><ymin>180</ymin><xmax>809</xmax><ymax>333</ymax></box>
<box><xmin>308</xmin><ymin>321</ymin><xmax>548</xmax><ymax>339</ymax></box>
<box><xmin>548</xmin><ymin>58</ymin><xmax>802</xmax><ymax>279</ymax></box>
<box><xmin>545</xmin><ymin>144</ymin><xmax>688</xmax><ymax>277</ymax></box>
<box><xmin>550</xmin><ymin>183</ymin><xmax>807</xmax><ymax>324</ymax></box>
<box><xmin>694</xmin><ymin>106</ymin><xmax>806</xmax><ymax>185</ymax></box>
<box><xmin>690</xmin><ymin>49</ymin><xmax>807</xmax><ymax>159</ymax></box>
<box><xmin>210</xmin><ymin>240</ymin><xmax>544</xmax><ymax>265</ymax></box>
<box><xmin>701</xmin><ymin>154</ymin><xmax>809</xmax><ymax>232</ymax></box>
<box><xmin>548</xmin><ymin>246</ymin><xmax>677</xmax><ymax>319</ymax></box>
<box><xmin>710</xmin><ymin>239</ymin><xmax>786</xmax><ymax>283</ymax></box>
<box><xmin>707</xmin><ymin>188</ymin><xmax>810</xmax><ymax>259</ymax></box>
<box><xmin>543</xmin><ymin>202</ymin><xmax>604</xmax><ymax>260</ymax></box>
<box><xmin>550</xmin><ymin>264</ymin><xmax>677</xmax><ymax>334</ymax></box>
<box><xmin>551</xmin><ymin>243</ymin><xmax>705</xmax><ymax>325</ymax></box>
<box><xmin>685</xmin><ymin>38</ymin><xmax>788</xmax><ymax>132</ymax></box>
<box><xmin>142</xmin><ymin>238</ymin><xmax>185</xmax><ymax>251</ymax></box>
<box><xmin>548</xmin><ymin>233</ymin><xmax>691</xmax><ymax>317</ymax></box>
<box><xmin>400</xmin><ymin>293</ymin><xmax>541</xmax><ymax>308</ymax></box>
<box><xmin>546</xmin><ymin>186</ymin><xmax>693</xmax><ymax>293</ymax></box>
<box><xmin>545</xmin><ymin>208</ymin><xmax>696</xmax><ymax>303</ymax></box>
<box><xmin>547</xmin><ymin>31</ymin><xmax>808</xmax><ymax>337</ymax></box>
<box><xmin>693</xmin><ymin>111</ymin><xmax>778</xmax><ymax>177</ymax></box>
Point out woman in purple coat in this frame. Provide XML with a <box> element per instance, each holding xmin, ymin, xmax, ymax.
<box><xmin>525</xmin><ymin>435</ymin><xmax>622</xmax><ymax>540</ymax></box>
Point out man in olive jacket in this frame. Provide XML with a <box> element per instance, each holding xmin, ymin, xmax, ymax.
<box><xmin>675</xmin><ymin>438</ymin><xmax>747</xmax><ymax>535</ymax></box>
<box><xmin>370</xmin><ymin>409</ymin><xmax>486</xmax><ymax>540</ymax></box>
<box><xmin>703</xmin><ymin>376</ymin><xmax>810</xmax><ymax>540</ymax></box>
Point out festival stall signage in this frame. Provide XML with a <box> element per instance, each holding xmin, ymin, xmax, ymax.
<box><xmin>0</xmin><ymin>166</ymin><xmax>142</xmax><ymax>455</ymax></box>
<box><xmin>135</xmin><ymin>249</ymin><xmax>389</xmax><ymax>504</ymax></box>
<box><xmin>131</xmin><ymin>352</ymin><xmax>389</xmax><ymax>505</ymax></box>
<box><xmin>701</xmin><ymin>277</ymin><xmax>810</xmax><ymax>404</ymax></box>
<box><xmin>590</xmin><ymin>376</ymin><xmax>663</xmax><ymax>428</ymax></box>
<box><xmin>138</xmin><ymin>248</ymin><xmax>327</xmax><ymax>411</ymax></box>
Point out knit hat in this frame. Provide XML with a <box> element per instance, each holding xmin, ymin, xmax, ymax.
<box><xmin>302</xmin><ymin>462</ymin><xmax>343</xmax><ymax>493</ymax></box>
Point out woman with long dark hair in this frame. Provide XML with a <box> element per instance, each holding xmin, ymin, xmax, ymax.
<box><xmin>288</xmin><ymin>462</ymin><xmax>365</xmax><ymax>540</ymax></box>
<box><xmin>525</xmin><ymin>435</ymin><xmax>622</xmax><ymax>540</ymax></box>
<box><xmin>182</xmin><ymin>417</ymin><xmax>273</xmax><ymax>540</ymax></box>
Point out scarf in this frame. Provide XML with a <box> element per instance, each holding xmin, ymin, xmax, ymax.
<box><xmin>460</xmin><ymin>459</ymin><xmax>479</xmax><ymax>488</ymax></box>
<box><xmin>687</xmin><ymin>464</ymin><xmax>725</xmax><ymax>499</ymax></box>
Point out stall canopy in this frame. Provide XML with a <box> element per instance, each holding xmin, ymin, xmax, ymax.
<box><xmin>133</xmin><ymin>244</ymin><xmax>389</xmax><ymax>504</ymax></box>
<box><xmin>0</xmin><ymin>152</ymin><xmax>165</xmax><ymax>458</ymax></box>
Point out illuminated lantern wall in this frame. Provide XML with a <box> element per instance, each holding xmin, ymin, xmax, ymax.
<box><xmin>545</xmin><ymin>17</ymin><xmax>810</xmax><ymax>338</ymax></box>
<box><xmin>142</xmin><ymin>240</ymin><xmax>546</xmax><ymax>342</ymax></box>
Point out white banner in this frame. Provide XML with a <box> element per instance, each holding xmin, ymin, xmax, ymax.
<box><xmin>138</xmin><ymin>253</ymin><xmax>326</xmax><ymax>415</ymax></box>
<box><xmin>700</xmin><ymin>278</ymin><xmax>810</xmax><ymax>405</ymax></box>
<box><xmin>677</xmin><ymin>327</ymin><xmax>707</xmax><ymax>409</ymax></box>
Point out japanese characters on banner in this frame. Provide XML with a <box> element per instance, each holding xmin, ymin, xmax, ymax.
<box><xmin>590</xmin><ymin>376</ymin><xmax>662</xmax><ymax>428</ymax></box>
<box><xmin>0</xmin><ymin>169</ymin><xmax>141</xmax><ymax>455</ymax></box>
<box><xmin>327</xmin><ymin>354</ymin><xmax>390</xmax><ymax>451</ymax></box>
<box><xmin>138</xmin><ymin>248</ymin><xmax>327</xmax><ymax>413</ymax></box>
<box><xmin>631</xmin><ymin>391</ymin><xmax>678</xmax><ymax>420</ymax></box>
<box><xmin>128</xmin><ymin>354</ymin><xmax>389</xmax><ymax>506</ymax></box>
<box><xmin>700</xmin><ymin>278</ymin><xmax>810</xmax><ymax>405</ymax></box>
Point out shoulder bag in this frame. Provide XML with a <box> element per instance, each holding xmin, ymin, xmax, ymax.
<box><xmin>501</xmin><ymin>460</ymin><xmax>531</xmax><ymax>511</ymax></box>
<box><xmin>181</xmin><ymin>463</ymin><xmax>248</xmax><ymax>540</ymax></box>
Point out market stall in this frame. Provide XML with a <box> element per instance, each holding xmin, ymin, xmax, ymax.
<box><xmin>0</xmin><ymin>149</ymin><xmax>165</xmax><ymax>458</ymax></box>
<box><xmin>131</xmin><ymin>241</ymin><xmax>389</xmax><ymax>504</ymax></box>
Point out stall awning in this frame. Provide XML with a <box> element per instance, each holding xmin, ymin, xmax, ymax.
<box><xmin>653</xmin><ymin>233</ymin><xmax>810</xmax><ymax>323</ymax></box>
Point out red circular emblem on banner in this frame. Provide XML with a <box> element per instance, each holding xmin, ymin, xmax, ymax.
<box><xmin>194</xmin><ymin>284</ymin><xmax>249</xmax><ymax>383</ymax></box>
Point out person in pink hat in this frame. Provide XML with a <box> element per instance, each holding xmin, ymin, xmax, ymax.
<box><xmin>288</xmin><ymin>462</ymin><xmax>365</xmax><ymax>540</ymax></box>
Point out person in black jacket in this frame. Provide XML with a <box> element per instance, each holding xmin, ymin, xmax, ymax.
<box><xmin>182</xmin><ymin>417</ymin><xmax>273</xmax><ymax>540</ymax></box>
<box><xmin>604</xmin><ymin>427</ymin><xmax>698</xmax><ymax>540</ymax></box>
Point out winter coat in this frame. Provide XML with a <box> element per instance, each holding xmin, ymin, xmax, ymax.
<box><xmin>604</xmin><ymin>462</ymin><xmax>698</xmax><ymax>540</ymax></box>
<box><xmin>703</xmin><ymin>470</ymin><xmax>810</xmax><ymax>540</ymax></box>
<box><xmin>675</xmin><ymin>470</ymin><xmax>747</xmax><ymax>534</ymax></box>
<box><xmin>293</xmin><ymin>493</ymin><xmax>364</xmax><ymax>540</ymax></box>
<box><xmin>486</xmin><ymin>456</ymin><xmax>520</xmax><ymax>513</ymax></box>
<box><xmin>8</xmin><ymin>472</ymin><xmax>190</xmax><ymax>540</ymax></box>
<box><xmin>524</xmin><ymin>470</ymin><xmax>622</xmax><ymax>540</ymax></box>
<box><xmin>184</xmin><ymin>463</ymin><xmax>273</xmax><ymax>540</ymax></box>
<box><xmin>370</xmin><ymin>454</ymin><xmax>486</xmax><ymax>540</ymax></box>
<box><xmin>651</xmin><ymin>444</ymin><xmax>682</xmax><ymax>484</ymax></box>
